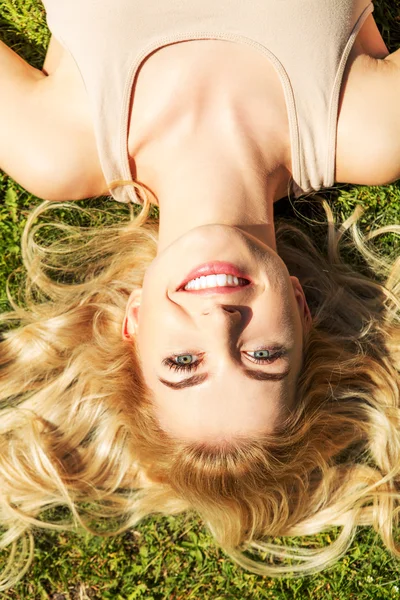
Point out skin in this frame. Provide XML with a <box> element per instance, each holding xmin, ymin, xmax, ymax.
<box><xmin>0</xmin><ymin>12</ymin><xmax>399</xmax><ymax>440</ymax></box>
<box><xmin>124</xmin><ymin>225</ymin><xmax>311</xmax><ymax>442</ymax></box>
<box><xmin>122</xmin><ymin>40</ymin><xmax>313</xmax><ymax>441</ymax></box>
<box><xmin>122</xmin><ymin>49</ymin><xmax>311</xmax><ymax>440</ymax></box>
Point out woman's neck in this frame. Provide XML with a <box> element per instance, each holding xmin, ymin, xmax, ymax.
<box><xmin>133</xmin><ymin>94</ymin><xmax>291</xmax><ymax>254</ymax></box>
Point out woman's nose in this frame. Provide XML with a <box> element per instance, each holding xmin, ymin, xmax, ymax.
<box><xmin>200</xmin><ymin>304</ymin><xmax>247</xmax><ymax>327</ymax></box>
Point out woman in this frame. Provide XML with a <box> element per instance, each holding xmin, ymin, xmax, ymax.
<box><xmin>0</xmin><ymin>0</ymin><xmax>399</xmax><ymax>589</ymax></box>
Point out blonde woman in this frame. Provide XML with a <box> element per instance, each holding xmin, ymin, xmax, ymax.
<box><xmin>0</xmin><ymin>0</ymin><xmax>399</xmax><ymax>589</ymax></box>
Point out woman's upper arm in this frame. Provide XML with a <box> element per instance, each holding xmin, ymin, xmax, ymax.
<box><xmin>0</xmin><ymin>39</ymin><xmax>107</xmax><ymax>201</ymax></box>
<box><xmin>336</xmin><ymin>51</ymin><xmax>400</xmax><ymax>187</ymax></box>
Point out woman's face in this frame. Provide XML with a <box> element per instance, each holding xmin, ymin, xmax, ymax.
<box><xmin>125</xmin><ymin>225</ymin><xmax>311</xmax><ymax>443</ymax></box>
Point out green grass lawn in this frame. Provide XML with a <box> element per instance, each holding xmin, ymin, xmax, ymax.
<box><xmin>1</xmin><ymin>0</ymin><xmax>400</xmax><ymax>598</ymax></box>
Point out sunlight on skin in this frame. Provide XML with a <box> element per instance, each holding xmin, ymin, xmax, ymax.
<box><xmin>123</xmin><ymin>43</ymin><xmax>310</xmax><ymax>443</ymax></box>
<box><xmin>124</xmin><ymin>225</ymin><xmax>311</xmax><ymax>442</ymax></box>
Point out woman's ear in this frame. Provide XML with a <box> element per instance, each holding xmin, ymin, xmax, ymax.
<box><xmin>290</xmin><ymin>276</ymin><xmax>312</xmax><ymax>333</ymax></box>
<box><xmin>122</xmin><ymin>288</ymin><xmax>143</xmax><ymax>340</ymax></box>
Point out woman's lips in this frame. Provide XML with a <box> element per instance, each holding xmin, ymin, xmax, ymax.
<box><xmin>178</xmin><ymin>285</ymin><xmax>250</xmax><ymax>295</ymax></box>
<box><xmin>177</xmin><ymin>261</ymin><xmax>252</xmax><ymax>292</ymax></box>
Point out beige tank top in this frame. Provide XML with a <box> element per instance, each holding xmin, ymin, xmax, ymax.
<box><xmin>43</xmin><ymin>0</ymin><xmax>373</xmax><ymax>203</ymax></box>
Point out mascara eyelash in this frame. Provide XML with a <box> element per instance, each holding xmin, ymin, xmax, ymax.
<box><xmin>162</xmin><ymin>357</ymin><xmax>202</xmax><ymax>373</ymax></box>
<box><xmin>245</xmin><ymin>349</ymin><xmax>286</xmax><ymax>365</ymax></box>
<box><xmin>248</xmin><ymin>356</ymin><xmax>278</xmax><ymax>365</ymax></box>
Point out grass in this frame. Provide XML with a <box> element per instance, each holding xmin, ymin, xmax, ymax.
<box><xmin>1</xmin><ymin>0</ymin><xmax>400</xmax><ymax>598</ymax></box>
<box><xmin>5</xmin><ymin>518</ymin><xmax>400</xmax><ymax>600</ymax></box>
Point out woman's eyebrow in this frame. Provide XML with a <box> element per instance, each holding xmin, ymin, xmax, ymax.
<box><xmin>158</xmin><ymin>373</ymin><xmax>208</xmax><ymax>390</ymax></box>
<box><xmin>158</xmin><ymin>367</ymin><xmax>289</xmax><ymax>390</ymax></box>
<box><xmin>242</xmin><ymin>368</ymin><xmax>290</xmax><ymax>381</ymax></box>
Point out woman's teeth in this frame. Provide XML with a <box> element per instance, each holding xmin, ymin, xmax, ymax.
<box><xmin>184</xmin><ymin>274</ymin><xmax>247</xmax><ymax>290</ymax></box>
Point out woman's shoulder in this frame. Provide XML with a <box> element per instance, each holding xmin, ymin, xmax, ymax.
<box><xmin>336</xmin><ymin>48</ymin><xmax>400</xmax><ymax>188</ymax></box>
<box><xmin>30</xmin><ymin>36</ymin><xmax>107</xmax><ymax>201</ymax></box>
<box><xmin>0</xmin><ymin>34</ymin><xmax>106</xmax><ymax>202</ymax></box>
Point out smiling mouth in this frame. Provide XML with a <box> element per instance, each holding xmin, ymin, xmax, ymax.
<box><xmin>177</xmin><ymin>261</ymin><xmax>252</xmax><ymax>292</ymax></box>
<box><xmin>184</xmin><ymin>273</ymin><xmax>249</xmax><ymax>291</ymax></box>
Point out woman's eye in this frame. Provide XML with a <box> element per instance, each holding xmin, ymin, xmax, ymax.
<box><xmin>245</xmin><ymin>349</ymin><xmax>284</xmax><ymax>363</ymax></box>
<box><xmin>163</xmin><ymin>354</ymin><xmax>202</xmax><ymax>372</ymax></box>
<box><xmin>174</xmin><ymin>354</ymin><xmax>197</xmax><ymax>365</ymax></box>
<box><xmin>248</xmin><ymin>350</ymin><xmax>271</xmax><ymax>359</ymax></box>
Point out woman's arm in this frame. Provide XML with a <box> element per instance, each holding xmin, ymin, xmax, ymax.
<box><xmin>381</xmin><ymin>49</ymin><xmax>400</xmax><ymax>183</ymax></box>
<box><xmin>0</xmin><ymin>39</ymin><xmax>49</xmax><ymax>193</ymax></box>
<box><xmin>336</xmin><ymin>49</ymin><xmax>400</xmax><ymax>187</ymax></box>
<box><xmin>0</xmin><ymin>39</ymin><xmax>107</xmax><ymax>201</ymax></box>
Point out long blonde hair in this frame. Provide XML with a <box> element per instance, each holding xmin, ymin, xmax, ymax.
<box><xmin>0</xmin><ymin>193</ymin><xmax>399</xmax><ymax>589</ymax></box>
